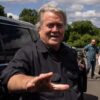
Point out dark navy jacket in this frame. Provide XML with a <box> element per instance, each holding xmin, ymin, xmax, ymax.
<box><xmin>1</xmin><ymin>40</ymin><xmax>79</xmax><ymax>100</ymax></box>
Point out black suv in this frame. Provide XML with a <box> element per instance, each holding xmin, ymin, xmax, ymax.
<box><xmin>0</xmin><ymin>16</ymin><xmax>39</xmax><ymax>99</ymax></box>
<box><xmin>0</xmin><ymin>16</ymin><xmax>38</xmax><ymax>70</ymax></box>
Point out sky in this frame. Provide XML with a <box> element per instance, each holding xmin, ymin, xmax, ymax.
<box><xmin>0</xmin><ymin>0</ymin><xmax>100</xmax><ymax>28</ymax></box>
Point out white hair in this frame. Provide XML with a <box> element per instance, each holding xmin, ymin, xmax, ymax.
<box><xmin>36</xmin><ymin>4</ymin><xmax>67</xmax><ymax>31</ymax></box>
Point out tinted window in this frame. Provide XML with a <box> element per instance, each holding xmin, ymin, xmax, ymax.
<box><xmin>0</xmin><ymin>38</ymin><xmax>3</xmax><ymax>51</ymax></box>
<box><xmin>0</xmin><ymin>24</ymin><xmax>32</xmax><ymax>49</ymax></box>
<box><xmin>0</xmin><ymin>24</ymin><xmax>33</xmax><ymax>63</ymax></box>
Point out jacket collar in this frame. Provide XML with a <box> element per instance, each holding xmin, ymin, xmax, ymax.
<box><xmin>36</xmin><ymin>39</ymin><xmax>49</xmax><ymax>53</ymax></box>
<box><xmin>36</xmin><ymin>39</ymin><xmax>68</xmax><ymax>54</ymax></box>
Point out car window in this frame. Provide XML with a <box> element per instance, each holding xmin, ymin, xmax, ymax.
<box><xmin>0</xmin><ymin>24</ymin><xmax>32</xmax><ymax>50</ymax></box>
<box><xmin>0</xmin><ymin>23</ymin><xmax>33</xmax><ymax>63</ymax></box>
<box><xmin>0</xmin><ymin>35</ymin><xmax>5</xmax><ymax>63</ymax></box>
<box><xmin>0</xmin><ymin>37</ymin><xmax>3</xmax><ymax>51</ymax></box>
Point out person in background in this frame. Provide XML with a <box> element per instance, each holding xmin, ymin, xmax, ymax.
<box><xmin>1</xmin><ymin>5</ymin><xmax>80</xmax><ymax>100</ymax></box>
<box><xmin>77</xmin><ymin>51</ymin><xmax>87</xmax><ymax>100</ymax></box>
<box><xmin>84</xmin><ymin>39</ymin><xmax>99</xmax><ymax>79</ymax></box>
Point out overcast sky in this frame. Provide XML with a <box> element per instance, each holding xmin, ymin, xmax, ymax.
<box><xmin>0</xmin><ymin>0</ymin><xmax>100</xmax><ymax>28</ymax></box>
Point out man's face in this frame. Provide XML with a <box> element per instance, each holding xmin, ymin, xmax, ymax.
<box><xmin>39</xmin><ymin>11</ymin><xmax>65</xmax><ymax>49</ymax></box>
<box><xmin>91</xmin><ymin>39</ymin><xmax>96</xmax><ymax>46</ymax></box>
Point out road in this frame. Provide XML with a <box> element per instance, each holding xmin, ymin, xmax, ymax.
<box><xmin>84</xmin><ymin>65</ymin><xmax>100</xmax><ymax>100</ymax></box>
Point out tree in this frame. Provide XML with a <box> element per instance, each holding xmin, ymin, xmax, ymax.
<box><xmin>68</xmin><ymin>31</ymin><xmax>81</xmax><ymax>42</ymax></box>
<box><xmin>19</xmin><ymin>8</ymin><xmax>38</xmax><ymax>25</ymax></box>
<box><xmin>0</xmin><ymin>5</ymin><xmax>7</xmax><ymax>17</ymax></box>
<box><xmin>65</xmin><ymin>20</ymin><xmax>100</xmax><ymax>47</ymax></box>
<box><xmin>71</xmin><ymin>20</ymin><xmax>95</xmax><ymax>35</ymax></box>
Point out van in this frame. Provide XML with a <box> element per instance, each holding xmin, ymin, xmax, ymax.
<box><xmin>0</xmin><ymin>16</ymin><xmax>38</xmax><ymax>70</ymax></box>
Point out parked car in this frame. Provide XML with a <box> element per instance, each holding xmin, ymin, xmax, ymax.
<box><xmin>0</xmin><ymin>16</ymin><xmax>39</xmax><ymax>99</ymax></box>
<box><xmin>0</xmin><ymin>16</ymin><xmax>39</xmax><ymax>70</ymax></box>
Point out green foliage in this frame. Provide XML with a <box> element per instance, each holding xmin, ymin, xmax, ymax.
<box><xmin>81</xmin><ymin>34</ymin><xmax>92</xmax><ymax>44</ymax></box>
<box><xmin>0</xmin><ymin>5</ymin><xmax>7</xmax><ymax>17</ymax></box>
<box><xmin>73</xmin><ymin>40</ymin><xmax>85</xmax><ymax>47</ymax></box>
<box><xmin>19</xmin><ymin>8</ymin><xmax>38</xmax><ymax>24</ymax></box>
<box><xmin>71</xmin><ymin>20</ymin><xmax>95</xmax><ymax>35</ymax></box>
<box><xmin>65</xmin><ymin>20</ymin><xmax>100</xmax><ymax>47</ymax></box>
<box><xmin>68</xmin><ymin>32</ymin><xmax>81</xmax><ymax>42</ymax></box>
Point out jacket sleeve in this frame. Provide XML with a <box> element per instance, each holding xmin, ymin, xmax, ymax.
<box><xmin>0</xmin><ymin>43</ymin><xmax>35</xmax><ymax>87</ymax></box>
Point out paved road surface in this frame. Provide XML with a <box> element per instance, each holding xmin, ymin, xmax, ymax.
<box><xmin>84</xmin><ymin>79</ymin><xmax>100</xmax><ymax>100</ymax></box>
<box><xmin>83</xmin><ymin>64</ymin><xmax>100</xmax><ymax>100</ymax></box>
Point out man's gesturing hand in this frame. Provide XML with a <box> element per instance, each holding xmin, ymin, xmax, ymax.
<box><xmin>26</xmin><ymin>72</ymin><xmax>70</xmax><ymax>92</ymax></box>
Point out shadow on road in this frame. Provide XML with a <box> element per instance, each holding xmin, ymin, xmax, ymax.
<box><xmin>84</xmin><ymin>93</ymin><xmax>98</xmax><ymax>100</ymax></box>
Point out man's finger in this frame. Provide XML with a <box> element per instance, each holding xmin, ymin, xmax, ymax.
<box><xmin>51</xmin><ymin>83</ymin><xmax>70</xmax><ymax>91</ymax></box>
<box><xmin>38</xmin><ymin>72</ymin><xmax>53</xmax><ymax>81</ymax></box>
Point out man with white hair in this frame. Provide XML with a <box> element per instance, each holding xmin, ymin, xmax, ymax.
<box><xmin>1</xmin><ymin>5</ymin><xmax>80</xmax><ymax>100</ymax></box>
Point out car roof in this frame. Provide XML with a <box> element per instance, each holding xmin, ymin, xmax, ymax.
<box><xmin>0</xmin><ymin>16</ymin><xmax>35</xmax><ymax>29</ymax></box>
